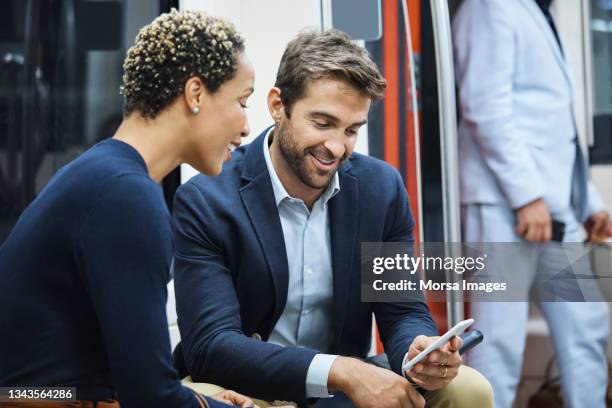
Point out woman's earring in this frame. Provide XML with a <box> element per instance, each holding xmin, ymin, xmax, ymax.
<box><xmin>192</xmin><ymin>106</ymin><xmax>200</xmax><ymax>115</ymax></box>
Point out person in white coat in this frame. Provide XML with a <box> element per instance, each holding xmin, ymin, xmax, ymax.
<box><xmin>453</xmin><ymin>0</ymin><xmax>612</xmax><ymax>407</ymax></box>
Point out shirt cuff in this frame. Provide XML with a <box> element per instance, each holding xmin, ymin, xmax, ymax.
<box><xmin>586</xmin><ymin>181</ymin><xmax>606</xmax><ymax>221</ymax></box>
<box><xmin>306</xmin><ymin>354</ymin><xmax>339</xmax><ymax>398</ymax></box>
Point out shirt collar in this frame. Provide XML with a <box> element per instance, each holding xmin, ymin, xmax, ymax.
<box><xmin>263</xmin><ymin>127</ymin><xmax>340</xmax><ymax>208</ymax></box>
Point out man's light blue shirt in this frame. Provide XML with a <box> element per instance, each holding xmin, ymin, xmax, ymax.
<box><xmin>263</xmin><ymin>128</ymin><xmax>340</xmax><ymax>398</ymax></box>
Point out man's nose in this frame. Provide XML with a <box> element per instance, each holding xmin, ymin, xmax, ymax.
<box><xmin>324</xmin><ymin>139</ymin><xmax>345</xmax><ymax>159</ymax></box>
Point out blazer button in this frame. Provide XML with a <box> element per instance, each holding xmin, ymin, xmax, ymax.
<box><xmin>251</xmin><ymin>333</ymin><xmax>262</xmax><ymax>341</ymax></box>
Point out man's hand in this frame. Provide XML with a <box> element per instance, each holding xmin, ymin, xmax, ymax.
<box><xmin>585</xmin><ymin>210</ymin><xmax>612</xmax><ymax>243</ymax></box>
<box><xmin>515</xmin><ymin>198</ymin><xmax>552</xmax><ymax>242</ymax></box>
<box><xmin>404</xmin><ymin>335</ymin><xmax>463</xmax><ymax>391</ymax></box>
<box><xmin>328</xmin><ymin>356</ymin><xmax>424</xmax><ymax>408</ymax></box>
<box><xmin>211</xmin><ymin>390</ymin><xmax>259</xmax><ymax>408</ymax></box>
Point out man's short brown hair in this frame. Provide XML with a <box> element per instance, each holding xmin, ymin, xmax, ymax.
<box><xmin>275</xmin><ymin>28</ymin><xmax>386</xmax><ymax>116</ymax></box>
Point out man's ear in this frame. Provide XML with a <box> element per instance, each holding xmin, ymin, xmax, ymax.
<box><xmin>184</xmin><ymin>76</ymin><xmax>206</xmax><ymax>114</ymax></box>
<box><xmin>267</xmin><ymin>87</ymin><xmax>285</xmax><ymax>124</ymax></box>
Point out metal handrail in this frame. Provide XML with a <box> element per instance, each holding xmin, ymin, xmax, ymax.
<box><xmin>429</xmin><ymin>0</ymin><xmax>463</xmax><ymax>326</ymax></box>
<box><xmin>400</xmin><ymin>0</ymin><xmax>424</xmax><ymax>245</ymax></box>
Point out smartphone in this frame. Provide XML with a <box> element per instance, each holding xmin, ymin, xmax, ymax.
<box><xmin>402</xmin><ymin>318</ymin><xmax>474</xmax><ymax>372</ymax></box>
<box><xmin>458</xmin><ymin>329</ymin><xmax>483</xmax><ymax>355</ymax></box>
<box><xmin>552</xmin><ymin>219</ymin><xmax>565</xmax><ymax>242</ymax></box>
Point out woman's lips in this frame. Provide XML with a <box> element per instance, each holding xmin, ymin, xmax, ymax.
<box><xmin>224</xmin><ymin>142</ymin><xmax>241</xmax><ymax>161</ymax></box>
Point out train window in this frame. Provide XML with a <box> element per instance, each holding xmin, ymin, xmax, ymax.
<box><xmin>0</xmin><ymin>0</ymin><xmax>178</xmax><ymax>244</ymax></box>
<box><xmin>329</xmin><ymin>0</ymin><xmax>382</xmax><ymax>41</ymax></box>
<box><xmin>588</xmin><ymin>0</ymin><xmax>612</xmax><ymax>164</ymax></box>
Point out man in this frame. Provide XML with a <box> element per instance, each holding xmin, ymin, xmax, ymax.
<box><xmin>453</xmin><ymin>1</ymin><xmax>612</xmax><ymax>407</ymax></box>
<box><xmin>173</xmin><ymin>29</ymin><xmax>493</xmax><ymax>408</ymax></box>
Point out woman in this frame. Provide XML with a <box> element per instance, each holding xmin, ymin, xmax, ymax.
<box><xmin>0</xmin><ymin>9</ymin><xmax>255</xmax><ymax>408</ymax></box>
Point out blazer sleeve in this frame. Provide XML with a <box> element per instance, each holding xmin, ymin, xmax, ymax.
<box><xmin>453</xmin><ymin>0</ymin><xmax>545</xmax><ymax>209</ymax></box>
<box><xmin>373</xmin><ymin>170</ymin><xmax>438</xmax><ymax>375</ymax></box>
<box><xmin>172</xmin><ymin>181</ymin><xmax>318</xmax><ymax>407</ymax></box>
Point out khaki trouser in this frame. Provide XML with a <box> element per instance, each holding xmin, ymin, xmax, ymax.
<box><xmin>183</xmin><ymin>365</ymin><xmax>494</xmax><ymax>407</ymax></box>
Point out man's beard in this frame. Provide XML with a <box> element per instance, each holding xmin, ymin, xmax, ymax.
<box><xmin>276</xmin><ymin>120</ymin><xmax>344</xmax><ymax>190</ymax></box>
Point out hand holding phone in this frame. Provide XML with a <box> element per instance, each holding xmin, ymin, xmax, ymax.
<box><xmin>402</xmin><ymin>318</ymin><xmax>474</xmax><ymax>373</ymax></box>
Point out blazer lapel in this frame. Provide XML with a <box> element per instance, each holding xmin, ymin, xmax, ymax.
<box><xmin>239</xmin><ymin>129</ymin><xmax>289</xmax><ymax>332</ymax></box>
<box><xmin>329</xmin><ymin>164</ymin><xmax>359</xmax><ymax>349</ymax></box>
<box><xmin>519</xmin><ymin>0</ymin><xmax>572</xmax><ymax>87</ymax></box>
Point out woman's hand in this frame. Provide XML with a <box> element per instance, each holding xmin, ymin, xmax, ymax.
<box><xmin>211</xmin><ymin>390</ymin><xmax>258</xmax><ymax>408</ymax></box>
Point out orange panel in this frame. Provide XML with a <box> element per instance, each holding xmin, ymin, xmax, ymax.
<box><xmin>376</xmin><ymin>1</ymin><xmax>450</xmax><ymax>354</ymax></box>
<box><xmin>382</xmin><ymin>0</ymin><xmax>400</xmax><ymax>169</ymax></box>
<box><xmin>406</xmin><ymin>0</ymin><xmax>421</xmax><ymax>53</ymax></box>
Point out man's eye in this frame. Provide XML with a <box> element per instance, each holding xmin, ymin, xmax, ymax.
<box><xmin>314</xmin><ymin>122</ymin><xmax>330</xmax><ymax>128</ymax></box>
<box><xmin>347</xmin><ymin>129</ymin><xmax>358</xmax><ymax>136</ymax></box>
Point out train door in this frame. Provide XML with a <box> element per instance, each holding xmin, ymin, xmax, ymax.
<box><xmin>0</xmin><ymin>0</ymin><xmax>181</xmax><ymax>244</ymax></box>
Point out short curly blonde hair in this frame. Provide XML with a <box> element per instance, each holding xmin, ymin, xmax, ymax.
<box><xmin>121</xmin><ymin>9</ymin><xmax>244</xmax><ymax>119</ymax></box>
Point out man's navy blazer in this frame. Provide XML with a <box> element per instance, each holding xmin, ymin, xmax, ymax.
<box><xmin>172</xmin><ymin>128</ymin><xmax>437</xmax><ymax>406</ymax></box>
